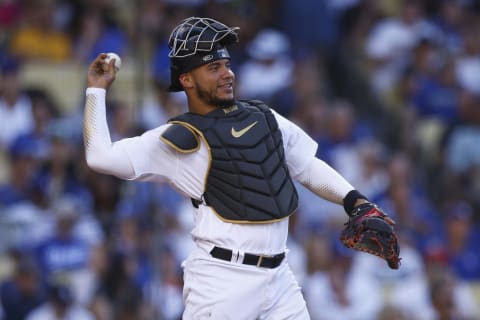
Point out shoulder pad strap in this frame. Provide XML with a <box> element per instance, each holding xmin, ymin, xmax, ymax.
<box><xmin>160</xmin><ymin>123</ymin><xmax>200</xmax><ymax>153</ymax></box>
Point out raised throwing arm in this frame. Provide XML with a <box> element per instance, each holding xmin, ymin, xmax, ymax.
<box><xmin>83</xmin><ymin>53</ymin><xmax>135</xmax><ymax>179</ymax></box>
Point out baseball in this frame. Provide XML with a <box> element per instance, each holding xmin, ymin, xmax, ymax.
<box><xmin>104</xmin><ymin>52</ymin><xmax>122</xmax><ymax>72</ymax></box>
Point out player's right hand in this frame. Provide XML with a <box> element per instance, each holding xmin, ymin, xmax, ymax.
<box><xmin>87</xmin><ymin>53</ymin><xmax>116</xmax><ymax>89</ymax></box>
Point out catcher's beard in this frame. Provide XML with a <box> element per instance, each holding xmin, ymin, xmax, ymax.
<box><xmin>195</xmin><ymin>83</ymin><xmax>235</xmax><ymax>108</ymax></box>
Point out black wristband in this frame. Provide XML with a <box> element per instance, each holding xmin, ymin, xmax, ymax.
<box><xmin>343</xmin><ymin>190</ymin><xmax>368</xmax><ymax>216</ymax></box>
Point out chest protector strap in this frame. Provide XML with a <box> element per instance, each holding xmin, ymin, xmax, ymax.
<box><xmin>168</xmin><ymin>100</ymin><xmax>298</xmax><ymax>223</ymax></box>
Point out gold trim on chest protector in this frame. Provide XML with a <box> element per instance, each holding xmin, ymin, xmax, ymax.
<box><xmin>159</xmin><ymin>124</ymin><xmax>200</xmax><ymax>153</ymax></box>
<box><xmin>168</xmin><ymin>120</ymin><xmax>212</xmax><ymax>193</ymax></box>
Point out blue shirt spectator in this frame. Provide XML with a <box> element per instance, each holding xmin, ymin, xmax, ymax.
<box><xmin>0</xmin><ymin>136</ymin><xmax>40</xmax><ymax>206</ymax></box>
<box><xmin>435</xmin><ymin>202</ymin><xmax>480</xmax><ymax>281</ymax></box>
<box><xmin>410</xmin><ymin>59</ymin><xmax>461</xmax><ymax>124</ymax></box>
<box><xmin>0</xmin><ymin>258</ymin><xmax>46</xmax><ymax>320</ymax></box>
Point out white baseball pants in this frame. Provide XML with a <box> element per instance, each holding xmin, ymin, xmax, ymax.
<box><xmin>182</xmin><ymin>244</ymin><xmax>310</xmax><ymax>319</ymax></box>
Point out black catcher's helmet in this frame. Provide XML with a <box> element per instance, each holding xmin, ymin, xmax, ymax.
<box><xmin>167</xmin><ymin>17</ymin><xmax>239</xmax><ymax>92</ymax></box>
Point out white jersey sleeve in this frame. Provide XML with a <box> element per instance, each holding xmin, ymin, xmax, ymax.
<box><xmin>83</xmin><ymin>88</ymin><xmax>136</xmax><ymax>179</ymax></box>
<box><xmin>271</xmin><ymin>109</ymin><xmax>318</xmax><ymax>177</ymax></box>
<box><xmin>83</xmin><ymin>88</ymin><xmax>177</xmax><ymax>183</ymax></box>
<box><xmin>272</xmin><ymin>109</ymin><xmax>354</xmax><ymax>204</ymax></box>
<box><xmin>296</xmin><ymin>157</ymin><xmax>354</xmax><ymax>204</ymax></box>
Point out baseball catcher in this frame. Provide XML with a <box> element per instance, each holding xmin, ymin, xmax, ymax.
<box><xmin>84</xmin><ymin>16</ymin><xmax>401</xmax><ymax>319</ymax></box>
<box><xmin>340</xmin><ymin>193</ymin><xmax>401</xmax><ymax>269</ymax></box>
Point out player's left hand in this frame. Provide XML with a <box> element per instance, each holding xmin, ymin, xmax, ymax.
<box><xmin>87</xmin><ymin>53</ymin><xmax>116</xmax><ymax>89</ymax></box>
<box><xmin>340</xmin><ymin>202</ymin><xmax>401</xmax><ymax>269</ymax></box>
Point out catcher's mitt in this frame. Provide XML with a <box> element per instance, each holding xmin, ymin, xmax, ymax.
<box><xmin>340</xmin><ymin>202</ymin><xmax>401</xmax><ymax>269</ymax></box>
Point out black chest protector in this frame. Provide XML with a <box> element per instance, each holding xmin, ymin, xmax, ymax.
<box><xmin>163</xmin><ymin>100</ymin><xmax>298</xmax><ymax>223</ymax></box>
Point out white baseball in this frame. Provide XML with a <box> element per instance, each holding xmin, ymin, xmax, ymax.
<box><xmin>104</xmin><ymin>52</ymin><xmax>122</xmax><ymax>72</ymax></box>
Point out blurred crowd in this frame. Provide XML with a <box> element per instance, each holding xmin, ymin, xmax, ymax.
<box><xmin>0</xmin><ymin>0</ymin><xmax>480</xmax><ymax>319</ymax></box>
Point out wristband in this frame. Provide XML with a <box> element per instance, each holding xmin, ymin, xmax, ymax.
<box><xmin>343</xmin><ymin>190</ymin><xmax>368</xmax><ymax>216</ymax></box>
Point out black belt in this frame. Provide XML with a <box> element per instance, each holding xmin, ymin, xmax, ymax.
<box><xmin>210</xmin><ymin>246</ymin><xmax>285</xmax><ymax>269</ymax></box>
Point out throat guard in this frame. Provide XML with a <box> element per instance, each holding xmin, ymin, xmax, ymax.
<box><xmin>168</xmin><ymin>100</ymin><xmax>298</xmax><ymax>223</ymax></box>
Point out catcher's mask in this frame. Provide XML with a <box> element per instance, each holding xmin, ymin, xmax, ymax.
<box><xmin>167</xmin><ymin>17</ymin><xmax>240</xmax><ymax>92</ymax></box>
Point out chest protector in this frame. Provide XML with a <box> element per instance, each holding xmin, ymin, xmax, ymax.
<box><xmin>165</xmin><ymin>100</ymin><xmax>298</xmax><ymax>223</ymax></box>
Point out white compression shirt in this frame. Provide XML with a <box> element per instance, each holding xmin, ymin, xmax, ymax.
<box><xmin>84</xmin><ymin>87</ymin><xmax>355</xmax><ymax>254</ymax></box>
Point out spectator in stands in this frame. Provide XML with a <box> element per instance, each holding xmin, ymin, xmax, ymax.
<box><xmin>303</xmin><ymin>236</ymin><xmax>384</xmax><ymax>320</ymax></box>
<box><xmin>429</xmin><ymin>0</ymin><xmax>467</xmax><ymax>54</ymax></box>
<box><xmin>454</xmin><ymin>26</ymin><xmax>480</xmax><ymax>96</ymax></box>
<box><xmin>92</xmin><ymin>251</ymin><xmax>148</xmax><ymax>320</ymax></box>
<box><xmin>32</xmin><ymin>119</ymin><xmax>92</xmax><ymax>208</ymax></box>
<box><xmin>283</xmin><ymin>54</ymin><xmax>330</xmax><ymax>120</ymax></box>
<box><xmin>236</xmin><ymin>28</ymin><xmax>294</xmax><ymax>105</ymax></box>
<box><xmin>410</xmin><ymin>57</ymin><xmax>462</xmax><ymax>126</ymax></box>
<box><xmin>316</xmin><ymin>99</ymin><xmax>373</xmax><ymax>174</ymax></box>
<box><xmin>26</xmin><ymin>280</ymin><xmax>94</xmax><ymax>320</ymax></box>
<box><xmin>427</xmin><ymin>201</ymin><xmax>480</xmax><ymax>282</ymax></box>
<box><xmin>374</xmin><ymin>152</ymin><xmax>443</xmax><ymax>255</ymax></box>
<box><xmin>375</xmin><ymin>239</ymin><xmax>433</xmax><ymax>319</ymax></box>
<box><xmin>364</xmin><ymin>0</ymin><xmax>434</xmax><ymax>97</ymax></box>
<box><xmin>0</xmin><ymin>56</ymin><xmax>34</xmax><ymax>149</ymax></box>
<box><xmin>9</xmin><ymin>0</ymin><xmax>71</xmax><ymax>61</ymax></box>
<box><xmin>139</xmin><ymin>80</ymin><xmax>186</xmax><ymax>131</ymax></box>
<box><xmin>85</xmin><ymin>171</ymin><xmax>123</xmax><ymax>237</ymax></box>
<box><xmin>425</xmin><ymin>266</ymin><xmax>478</xmax><ymax>320</ymax></box>
<box><xmin>278</xmin><ymin>0</ymin><xmax>342</xmax><ymax>54</ymax></box>
<box><xmin>70</xmin><ymin>5</ymin><xmax>128</xmax><ymax>64</ymax></box>
<box><xmin>0</xmin><ymin>256</ymin><xmax>46</xmax><ymax>320</ymax></box>
<box><xmin>145</xmin><ymin>247</ymin><xmax>184</xmax><ymax>320</ymax></box>
<box><xmin>0</xmin><ymin>136</ymin><xmax>40</xmax><ymax>206</ymax></box>
<box><xmin>14</xmin><ymin>89</ymin><xmax>60</xmax><ymax>162</ymax></box>
<box><xmin>33</xmin><ymin>201</ymin><xmax>96</xmax><ymax>305</ymax></box>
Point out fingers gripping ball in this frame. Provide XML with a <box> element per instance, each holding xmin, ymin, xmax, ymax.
<box><xmin>104</xmin><ymin>52</ymin><xmax>122</xmax><ymax>72</ymax></box>
<box><xmin>340</xmin><ymin>202</ymin><xmax>401</xmax><ymax>269</ymax></box>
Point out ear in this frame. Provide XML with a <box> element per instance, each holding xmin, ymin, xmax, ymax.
<box><xmin>179</xmin><ymin>73</ymin><xmax>193</xmax><ymax>90</ymax></box>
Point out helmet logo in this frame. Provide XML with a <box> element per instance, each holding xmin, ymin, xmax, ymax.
<box><xmin>218</xmin><ymin>48</ymin><xmax>228</xmax><ymax>57</ymax></box>
<box><xmin>203</xmin><ymin>55</ymin><xmax>214</xmax><ymax>61</ymax></box>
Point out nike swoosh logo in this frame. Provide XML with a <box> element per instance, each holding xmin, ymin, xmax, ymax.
<box><xmin>231</xmin><ymin>121</ymin><xmax>258</xmax><ymax>138</ymax></box>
